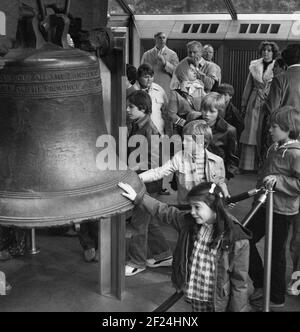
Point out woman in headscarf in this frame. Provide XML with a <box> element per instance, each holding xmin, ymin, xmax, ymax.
<box><xmin>166</xmin><ymin>57</ymin><xmax>206</xmax><ymax>136</ymax></box>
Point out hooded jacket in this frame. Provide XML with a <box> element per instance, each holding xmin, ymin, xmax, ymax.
<box><xmin>134</xmin><ymin>193</ymin><xmax>252</xmax><ymax>312</ymax></box>
<box><xmin>257</xmin><ymin>140</ymin><xmax>300</xmax><ymax>215</ymax></box>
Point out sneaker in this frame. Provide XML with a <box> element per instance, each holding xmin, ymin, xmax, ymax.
<box><xmin>146</xmin><ymin>256</ymin><xmax>173</xmax><ymax>268</ymax></box>
<box><xmin>251</xmin><ymin>298</ymin><xmax>285</xmax><ymax>309</ymax></box>
<box><xmin>249</xmin><ymin>287</ymin><xmax>263</xmax><ymax>302</ymax></box>
<box><xmin>125</xmin><ymin>265</ymin><xmax>145</xmax><ymax>276</ymax></box>
<box><xmin>83</xmin><ymin>248</ymin><xmax>96</xmax><ymax>262</ymax></box>
<box><xmin>287</xmin><ymin>272</ymin><xmax>300</xmax><ymax>296</ymax></box>
<box><xmin>159</xmin><ymin>188</ymin><xmax>170</xmax><ymax>195</ymax></box>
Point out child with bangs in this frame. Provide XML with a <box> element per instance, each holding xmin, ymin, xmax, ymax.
<box><xmin>139</xmin><ymin>120</ymin><xmax>230</xmax><ymax>204</ymax></box>
<box><xmin>118</xmin><ymin>181</ymin><xmax>251</xmax><ymax>312</ymax></box>
<box><xmin>187</xmin><ymin>92</ymin><xmax>239</xmax><ymax>180</ymax></box>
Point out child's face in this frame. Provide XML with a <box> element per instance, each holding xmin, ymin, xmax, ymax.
<box><xmin>189</xmin><ymin>200</ymin><xmax>216</xmax><ymax>225</ymax></box>
<box><xmin>269</xmin><ymin>123</ymin><xmax>290</xmax><ymax>143</ymax></box>
<box><xmin>126</xmin><ymin>102</ymin><xmax>145</xmax><ymax>122</ymax></box>
<box><xmin>183</xmin><ymin>135</ymin><xmax>204</xmax><ymax>155</ymax></box>
<box><xmin>202</xmin><ymin>106</ymin><xmax>218</xmax><ymax>127</ymax></box>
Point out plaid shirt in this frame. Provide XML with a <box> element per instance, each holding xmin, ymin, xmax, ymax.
<box><xmin>185</xmin><ymin>223</ymin><xmax>217</xmax><ymax>302</ymax></box>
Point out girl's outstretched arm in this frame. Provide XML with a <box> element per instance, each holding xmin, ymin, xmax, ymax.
<box><xmin>118</xmin><ymin>182</ymin><xmax>186</xmax><ymax>231</ymax></box>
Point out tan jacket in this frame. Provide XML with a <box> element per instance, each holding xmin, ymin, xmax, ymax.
<box><xmin>141</xmin><ymin>46</ymin><xmax>179</xmax><ymax>96</ymax></box>
<box><xmin>140</xmin><ymin>149</ymin><xmax>227</xmax><ymax>204</ymax></box>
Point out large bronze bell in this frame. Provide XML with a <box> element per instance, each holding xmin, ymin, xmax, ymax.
<box><xmin>0</xmin><ymin>3</ymin><xmax>144</xmax><ymax>228</ymax></box>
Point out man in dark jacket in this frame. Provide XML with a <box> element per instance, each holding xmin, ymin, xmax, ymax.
<box><xmin>125</xmin><ymin>90</ymin><xmax>172</xmax><ymax>276</ymax></box>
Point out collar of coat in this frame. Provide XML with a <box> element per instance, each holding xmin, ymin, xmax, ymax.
<box><xmin>184</xmin><ymin>212</ymin><xmax>252</xmax><ymax>249</ymax></box>
<box><xmin>186</xmin><ymin>148</ymin><xmax>221</xmax><ymax>163</ymax></box>
<box><xmin>249</xmin><ymin>58</ymin><xmax>275</xmax><ymax>83</ymax></box>
<box><xmin>133</xmin><ymin>114</ymin><xmax>151</xmax><ymax>130</ymax></box>
<box><xmin>212</xmin><ymin>116</ymin><xmax>230</xmax><ymax>133</ymax></box>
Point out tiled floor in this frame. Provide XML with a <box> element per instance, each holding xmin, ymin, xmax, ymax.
<box><xmin>0</xmin><ymin>174</ymin><xmax>299</xmax><ymax>312</ymax></box>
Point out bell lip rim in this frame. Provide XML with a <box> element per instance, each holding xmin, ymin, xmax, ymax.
<box><xmin>0</xmin><ymin>197</ymin><xmax>142</xmax><ymax>228</ymax></box>
<box><xmin>0</xmin><ymin>172</ymin><xmax>146</xmax><ymax>227</ymax></box>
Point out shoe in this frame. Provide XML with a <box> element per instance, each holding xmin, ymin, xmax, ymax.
<box><xmin>251</xmin><ymin>298</ymin><xmax>285</xmax><ymax>309</ymax></box>
<box><xmin>0</xmin><ymin>250</ymin><xmax>12</xmax><ymax>261</ymax></box>
<box><xmin>249</xmin><ymin>287</ymin><xmax>263</xmax><ymax>302</ymax></box>
<box><xmin>146</xmin><ymin>256</ymin><xmax>173</xmax><ymax>268</ymax></box>
<box><xmin>159</xmin><ymin>188</ymin><xmax>170</xmax><ymax>195</ymax></box>
<box><xmin>287</xmin><ymin>272</ymin><xmax>300</xmax><ymax>296</ymax></box>
<box><xmin>125</xmin><ymin>265</ymin><xmax>145</xmax><ymax>276</ymax></box>
<box><xmin>83</xmin><ymin>248</ymin><xmax>96</xmax><ymax>262</ymax></box>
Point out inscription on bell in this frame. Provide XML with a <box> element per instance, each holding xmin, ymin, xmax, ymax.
<box><xmin>0</xmin><ymin>68</ymin><xmax>100</xmax><ymax>83</ymax></box>
<box><xmin>0</xmin><ymin>78</ymin><xmax>102</xmax><ymax>98</ymax></box>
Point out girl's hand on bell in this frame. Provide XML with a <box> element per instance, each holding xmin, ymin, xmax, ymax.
<box><xmin>118</xmin><ymin>182</ymin><xmax>137</xmax><ymax>201</ymax></box>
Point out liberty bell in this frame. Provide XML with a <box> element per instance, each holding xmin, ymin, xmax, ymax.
<box><xmin>0</xmin><ymin>0</ymin><xmax>144</xmax><ymax>228</ymax></box>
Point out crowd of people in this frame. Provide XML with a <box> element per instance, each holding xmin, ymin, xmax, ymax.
<box><xmin>122</xmin><ymin>34</ymin><xmax>300</xmax><ymax>312</ymax></box>
<box><xmin>1</xmin><ymin>30</ymin><xmax>300</xmax><ymax>312</ymax></box>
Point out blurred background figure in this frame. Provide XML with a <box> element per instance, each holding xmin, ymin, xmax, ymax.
<box><xmin>202</xmin><ymin>44</ymin><xmax>214</xmax><ymax>62</ymax></box>
<box><xmin>239</xmin><ymin>41</ymin><xmax>279</xmax><ymax>172</ymax></box>
<box><xmin>141</xmin><ymin>32</ymin><xmax>179</xmax><ymax>97</ymax></box>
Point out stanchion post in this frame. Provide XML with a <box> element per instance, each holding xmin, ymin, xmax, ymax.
<box><xmin>263</xmin><ymin>187</ymin><xmax>274</xmax><ymax>312</ymax></box>
<box><xmin>242</xmin><ymin>189</ymin><xmax>268</xmax><ymax>227</ymax></box>
<box><xmin>27</xmin><ymin>228</ymin><xmax>40</xmax><ymax>255</ymax></box>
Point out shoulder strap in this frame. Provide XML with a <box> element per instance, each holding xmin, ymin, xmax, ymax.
<box><xmin>175</xmin><ymin>89</ymin><xmax>196</xmax><ymax>111</ymax></box>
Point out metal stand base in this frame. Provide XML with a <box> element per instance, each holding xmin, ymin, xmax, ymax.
<box><xmin>27</xmin><ymin>248</ymin><xmax>40</xmax><ymax>255</ymax></box>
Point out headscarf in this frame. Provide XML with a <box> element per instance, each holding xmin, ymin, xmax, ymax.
<box><xmin>175</xmin><ymin>58</ymin><xmax>205</xmax><ymax>95</ymax></box>
<box><xmin>175</xmin><ymin>58</ymin><xmax>192</xmax><ymax>83</ymax></box>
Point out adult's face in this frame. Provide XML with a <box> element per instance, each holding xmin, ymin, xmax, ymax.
<box><xmin>138</xmin><ymin>74</ymin><xmax>154</xmax><ymax>89</ymax></box>
<box><xmin>155</xmin><ymin>33</ymin><xmax>167</xmax><ymax>49</ymax></box>
<box><xmin>262</xmin><ymin>45</ymin><xmax>273</xmax><ymax>62</ymax></box>
<box><xmin>187</xmin><ymin>64</ymin><xmax>197</xmax><ymax>81</ymax></box>
<box><xmin>203</xmin><ymin>46</ymin><xmax>214</xmax><ymax>61</ymax></box>
<box><xmin>187</xmin><ymin>45</ymin><xmax>203</xmax><ymax>64</ymax></box>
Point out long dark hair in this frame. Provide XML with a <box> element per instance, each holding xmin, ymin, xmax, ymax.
<box><xmin>186</xmin><ymin>182</ymin><xmax>235</xmax><ymax>248</ymax></box>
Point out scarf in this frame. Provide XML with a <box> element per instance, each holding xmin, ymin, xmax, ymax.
<box><xmin>181</xmin><ymin>80</ymin><xmax>205</xmax><ymax>96</ymax></box>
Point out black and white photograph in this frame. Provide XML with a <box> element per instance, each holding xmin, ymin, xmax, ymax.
<box><xmin>0</xmin><ymin>0</ymin><xmax>300</xmax><ymax>315</ymax></box>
